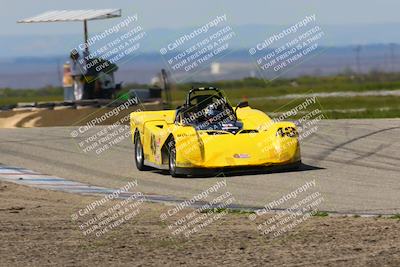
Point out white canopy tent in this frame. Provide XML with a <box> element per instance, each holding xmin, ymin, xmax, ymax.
<box><xmin>17</xmin><ymin>9</ymin><xmax>122</xmax><ymax>52</ymax></box>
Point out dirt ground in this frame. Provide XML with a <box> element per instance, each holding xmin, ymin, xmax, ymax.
<box><xmin>0</xmin><ymin>181</ymin><xmax>399</xmax><ymax>267</ymax></box>
<box><xmin>0</xmin><ymin>108</ymin><xmax>135</xmax><ymax>128</ymax></box>
<box><xmin>0</xmin><ymin>101</ymin><xmax>160</xmax><ymax>128</ymax></box>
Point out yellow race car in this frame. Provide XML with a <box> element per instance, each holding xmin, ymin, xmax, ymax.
<box><xmin>130</xmin><ymin>87</ymin><xmax>301</xmax><ymax>177</ymax></box>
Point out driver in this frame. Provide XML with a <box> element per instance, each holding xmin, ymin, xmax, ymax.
<box><xmin>203</xmin><ymin>103</ymin><xmax>219</xmax><ymax>123</ymax></box>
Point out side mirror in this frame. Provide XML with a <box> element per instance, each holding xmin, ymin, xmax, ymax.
<box><xmin>234</xmin><ymin>101</ymin><xmax>249</xmax><ymax>119</ymax></box>
<box><xmin>237</xmin><ymin>101</ymin><xmax>249</xmax><ymax>108</ymax></box>
<box><xmin>235</xmin><ymin>101</ymin><xmax>249</xmax><ymax>114</ymax></box>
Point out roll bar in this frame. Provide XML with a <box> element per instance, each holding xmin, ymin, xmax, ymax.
<box><xmin>185</xmin><ymin>87</ymin><xmax>223</xmax><ymax>106</ymax></box>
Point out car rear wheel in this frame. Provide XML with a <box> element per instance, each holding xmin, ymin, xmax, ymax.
<box><xmin>134</xmin><ymin>133</ymin><xmax>148</xmax><ymax>171</ymax></box>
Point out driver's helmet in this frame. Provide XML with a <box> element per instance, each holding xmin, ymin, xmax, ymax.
<box><xmin>203</xmin><ymin>103</ymin><xmax>218</xmax><ymax>119</ymax></box>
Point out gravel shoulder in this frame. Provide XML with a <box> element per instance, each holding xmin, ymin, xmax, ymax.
<box><xmin>1</xmin><ymin>180</ymin><xmax>400</xmax><ymax>267</ymax></box>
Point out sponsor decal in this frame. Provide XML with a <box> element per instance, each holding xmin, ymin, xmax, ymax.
<box><xmin>222</xmin><ymin>123</ymin><xmax>239</xmax><ymax>130</ymax></box>
<box><xmin>233</xmin><ymin>153</ymin><xmax>250</xmax><ymax>158</ymax></box>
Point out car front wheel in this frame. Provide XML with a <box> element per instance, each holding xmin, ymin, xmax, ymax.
<box><xmin>168</xmin><ymin>138</ymin><xmax>185</xmax><ymax>177</ymax></box>
<box><xmin>134</xmin><ymin>133</ymin><xmax>148</xmax><ymax>171</ymax></box>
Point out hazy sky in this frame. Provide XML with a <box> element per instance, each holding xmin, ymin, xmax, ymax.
<box><xmin>1</xmin><ymin>0</ymin><xmax>400</xmax><ymax>35</ymax></box>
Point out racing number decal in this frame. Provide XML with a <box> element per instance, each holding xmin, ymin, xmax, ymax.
<box><xmin>277</xmin><ymin>127</ymin><xmax>298</xmax><ymax>137</ymax></box>
<box><xmin>285</xmin><ymin>127</ymin><xmax>298</xmax><ymax>137</ymax></box>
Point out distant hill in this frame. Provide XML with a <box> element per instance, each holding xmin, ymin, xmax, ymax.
<box><xmin>1</xmin><ymin>43</ymin><xmax>399</xmax><ymax>89</ymax></box>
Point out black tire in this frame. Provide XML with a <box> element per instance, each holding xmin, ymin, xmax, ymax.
<box><xmin>168</xmin><ymin>138</ymin><xmax>185</xmax><ymax>178</ymax></box>
<box><xmin>134</xmin><ymin>133</ymin><xmax>149</xmax><ymax>171</ymax></box>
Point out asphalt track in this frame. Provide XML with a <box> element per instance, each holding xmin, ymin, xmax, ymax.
<box><xmin>0</xmin><ymin>119</ymin><xmax>399</xmax><ymax>215</ymax></box>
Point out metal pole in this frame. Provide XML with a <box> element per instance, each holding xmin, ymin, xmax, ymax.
<box><xmin>161</xmin><ymin>69</ymin><xmax>172</xmax><ymax>108</ymax></box>
<box><xmin>84</xmin><ymin>19</ymin><xmax>89</xmax><ymax>54</ymax></box>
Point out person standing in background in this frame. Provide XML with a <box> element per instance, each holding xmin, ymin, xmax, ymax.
<box><xmin>70</xmin><ymin>50</ymin><xmax>86</xmax><ymax>100</ymax></box>
<box><xmin>62</xmin><ymin>61</ymin><xmax>74</xmax><ymax>101</ymax></box>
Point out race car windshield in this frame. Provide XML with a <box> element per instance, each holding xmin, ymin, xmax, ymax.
<box><xmin>179</xmin><ymin>95</ymin><xmax>236</xmax><ymax>126</ymax></box>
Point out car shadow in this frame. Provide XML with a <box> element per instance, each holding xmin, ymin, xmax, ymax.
<box><xmin>151</xmin><ymin>162</ymin><xmax>324</xmax><ymax>179</ymax></box>
<box><xmin>221</xmin><ymin>162</ymin><xmax>324</xmax><ymax>178</ymax></box>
